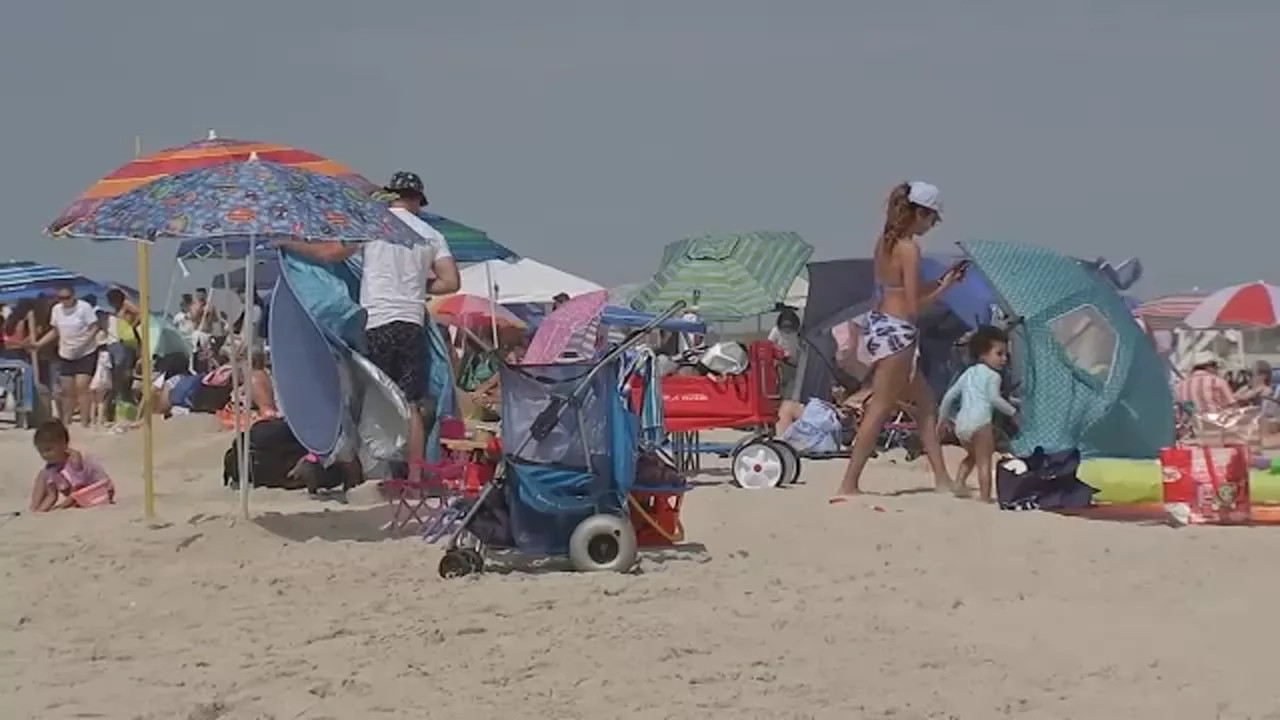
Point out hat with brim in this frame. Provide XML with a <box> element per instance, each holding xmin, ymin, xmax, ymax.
<box><xmin>382</xmin><ymin>170</ymin><xmax>427</xmax><ymax>203</ymax></box>
<box><xmin>907</xmin><ymin>181</ymin><xmax>942</xmax><ymax>214</ymax></box>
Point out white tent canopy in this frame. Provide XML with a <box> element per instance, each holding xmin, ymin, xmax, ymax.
<box><xmin>783</xmin><ymin>272</ymin><xmax>808</xmax><ymax>309</ymax></box>
<box><xmin>461</xmin><ymin>257</ymin><xmax>604</xmax><ymax>305</ymax></box>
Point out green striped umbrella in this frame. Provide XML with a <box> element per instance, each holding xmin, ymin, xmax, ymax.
<box><xmin>630</xmin><ymin>231</ymin><xmax>813</xmax><ymax>320</ymax></box>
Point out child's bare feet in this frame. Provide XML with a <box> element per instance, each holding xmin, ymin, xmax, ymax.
<box><xmin>952</xmin><ymin>484</ymin><xmax>972</xmax><ymax>499</ymax></box>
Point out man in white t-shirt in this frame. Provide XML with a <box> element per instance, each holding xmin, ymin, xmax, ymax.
<box><xmin>276</xmin><ymin>171</ymin><xmax>460</xmax><ymax>479</ymax></box>
<box><xmin>30</xmin><ymin>286</ymin><xmax>99</xmax><ymax>427</ymax></box>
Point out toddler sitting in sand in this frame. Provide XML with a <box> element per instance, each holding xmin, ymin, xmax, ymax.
<box><xmin>28</xmin><ymin>420</ymin><xmax>115</xmax><ymax>512</ymax></box>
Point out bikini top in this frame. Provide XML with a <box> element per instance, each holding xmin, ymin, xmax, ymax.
<box><xmin>874</xmin><ymin>259</ymin><xmax>906</xmax><ymax>295</ymax></box>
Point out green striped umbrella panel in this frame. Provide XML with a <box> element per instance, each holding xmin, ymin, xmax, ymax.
<box><xmin>630</xmin><ymin>231</ymin><xmax>813</xmax><ymax>320</ymax></box>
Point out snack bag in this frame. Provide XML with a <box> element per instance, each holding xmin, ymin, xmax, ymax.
<box><xmin>1160</xmin><ymin>444</ymin><xmax>1251</xmax><ymax>525</ymax></box>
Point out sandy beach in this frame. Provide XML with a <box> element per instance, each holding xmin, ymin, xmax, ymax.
<box><xmin>2</xmin><ymin>418</ymin><xmax>1279</xmax><ymax>719</ymax></box>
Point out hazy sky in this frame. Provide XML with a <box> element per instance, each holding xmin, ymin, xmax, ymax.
<box><xmin>2</xmin><ymin>1</ymin><xmax>1276</xmax><ymax>300</ymax></box>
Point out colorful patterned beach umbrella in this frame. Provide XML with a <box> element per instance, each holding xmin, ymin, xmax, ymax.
<box><xmin>1184</xmin><ymin>281</ymin><xmax>1280</xmax><ymax>329</ymax></box>
<box><xmin>630</xmin><ymin>231</ymin><xmax>814</xmax><ymax>321</ymax></box>
<box><xmin>46</xmin><ymin>132</ymin><xmax>375</xmax><ymax>236</ymax></box>
<box><xmin>0</xmin><ymin>260</ymin><xmax>136</xmax><ymax>303</ymax></box>
<box><xmin>48</xmin><ymin>132</ymin><xmax>518</xmax><ymax>262</ymax></box>
<box><xmin>428</xmin><ymin>293</ymin><xmax>526</xmax><ymax>330</ymax></box>
<box><xmin>60</xmin><ymin>157</ymin><xmax>425</xmax><ymax>248</ymax></box>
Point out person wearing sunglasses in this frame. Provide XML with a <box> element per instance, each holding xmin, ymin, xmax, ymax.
<box><xmin>25</xmin><ymin>286</ymin><xmax>100</xmax><ymax>427</ymax></box>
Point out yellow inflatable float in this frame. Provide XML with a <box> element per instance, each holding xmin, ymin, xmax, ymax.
<box><xmin>1077</xmin><ymin>458</ymin><xmax>1280</xmax><ymax>523</ymax></box>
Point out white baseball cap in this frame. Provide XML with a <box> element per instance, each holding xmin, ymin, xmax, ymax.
<box><xmin>907</xmin><ymin>181</ymin><xmax>942</xmax><ymax>213</ymax></box>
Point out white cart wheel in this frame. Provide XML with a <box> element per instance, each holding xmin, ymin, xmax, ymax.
<box><xmin>568</xmin><ymin>514</ymin><xmax>638</xmax><ymax>572</ymax></box>
<box><xmin>731</xmin><ymin>440</ymin><xmax>786</xmax><ymax>489</ymax></box>
<box><xmin>768</xmin><ymin>439</ymin><xmax>802</xmax><ymax>484</ymax></box>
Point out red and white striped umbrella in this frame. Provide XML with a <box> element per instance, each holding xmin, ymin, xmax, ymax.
<box><xmin>1133</xmin><ymin>293</ymin><xmax>1208</xmax><ymax>331</ymax></box>
<box><xmin>1183</xmin><ymin>281</ymin><xmax>1280</xmax><ymax>329</ymax></box>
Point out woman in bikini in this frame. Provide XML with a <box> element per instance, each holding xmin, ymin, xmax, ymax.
<box><xmin>832</xmin><ymin>181</ymin><xmax>965</xmax><ymax>500</ymax></box>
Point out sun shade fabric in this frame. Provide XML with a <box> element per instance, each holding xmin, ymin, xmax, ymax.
<box><xmin>958</xmin><ymin>238</ymin><xmax>1173</xmax><ymax>459</ymax></box>
<box><xmin>460</xmin><ymin>258</ymin><xmax>603</xmax><ymax>305</ymax></box>
<box><xmin>630</xmin><ymin>231</ymin><xmax>814</xmax><ymax>321</ymax></box>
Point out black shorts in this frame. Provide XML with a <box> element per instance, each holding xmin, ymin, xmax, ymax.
<box><xmin>58</xmin><ymin>352</ymin><xmax>97</xmax><ymax>378</ymax></box>
<box><xmin>365</xmin><ymin>321</ymin><xmax>427</xmax><ymax>403</ymax></box>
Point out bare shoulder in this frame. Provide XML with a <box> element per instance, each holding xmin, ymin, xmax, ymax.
<box><xmin>891</xmin><ymin>237</ymin><xmax>921</xmax><ymax>260</ymax></box>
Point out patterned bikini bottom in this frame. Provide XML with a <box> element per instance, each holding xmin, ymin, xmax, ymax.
<box><xmin>852</xmin><ymin>311</ymin><xmax>919</xmax><ymax>367</ymax></box>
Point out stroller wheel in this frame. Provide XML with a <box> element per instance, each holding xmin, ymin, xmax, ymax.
<box><xmin>731</xmin><ymin>440</ymin><xmax>785</xmax><ymax>489</ymax></box>
<box><xmin>767</xmin><ymin>440</ymin><xmax>802</xmax><ymax>484</ymax></box>
<box><xmin>438</xmin><ymin>549</ymin><xmax>478</xmax><ymax>579</ymax></box>
<box><xmin>568</xmin><ymin>514</ymin><xmax>638</xmax><ymax>572</ymax></box>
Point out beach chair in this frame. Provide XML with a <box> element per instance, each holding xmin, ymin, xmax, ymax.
<box><xmin>380</xmin><ymin>417</ymin><xmax>469</xmax><ymax>533</ymax></box>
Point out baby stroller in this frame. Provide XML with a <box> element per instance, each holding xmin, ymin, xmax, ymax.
<box><xmin>437</xmin><ymin>303</ymin><xmax>686</xmax><ymax>579</ymax></box>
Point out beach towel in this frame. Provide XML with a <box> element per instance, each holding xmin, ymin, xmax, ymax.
<box><xmin>621</xmin><ymin>347</ymin><xmax>664</xmax><ymax>445</ymax></box>
<box><xmin>779</xmin><ymin>398</ymin><xmax>842</xmax><ymax>454</ymax></box>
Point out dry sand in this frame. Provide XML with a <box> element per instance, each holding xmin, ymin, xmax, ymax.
<box><xmin>3</xmin><ymin>417</ymin><xmax>1280</xmax><ymax>719</ymax></box>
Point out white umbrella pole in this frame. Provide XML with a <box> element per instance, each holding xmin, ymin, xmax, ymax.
<box><xmin>223</xmin><ymin>236</ymin><xmax>241</xmax><ymax>456</ymax></box>
<box><xmin>221</xmin><ymin>254</ymin><xmax>235</xmax><ymax>334</ymax></box>
<box><xmin>238</xmin><ymin>237</ymin><xmax>256</xmax><ymax>519</ymax></box>
<box><xmin>161</xmin><ymin>264</ymin><xmax>180</xmax><ymax>315</ymax></box>
<box><xmin>485</xmin><ymin>262</ymin><xmax>499</xmax><ymax>346</ymax></box>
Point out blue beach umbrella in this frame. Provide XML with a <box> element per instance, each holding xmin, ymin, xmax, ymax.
<box><xmin>0</xmin><ymin>260</ymin><xmax>136</xmax><ymax>303</ymax></box>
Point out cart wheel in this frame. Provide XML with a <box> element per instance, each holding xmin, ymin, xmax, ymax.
<box><xmin>568</xmin><ymin>514</ymin><xmax>638</xmax><ymax>572</ymax></box>
<box><xmin>459</xmin><ymin>547</ymin><xmax>485</xmax><ymax>574</ymax></box>
<box><xmin>438</xmin><ymin>549</ymin><xmax>477</xmax><ymax>579</ymax></box>
<box><xmin>767</xmin><ymin>439</ymin><xmax>802</xmax><ymax>484</ymax></box>
<box><xmin>731</xmin><ymin>440</ymin><xmax>786</xmax><ymax>489</ymax></box>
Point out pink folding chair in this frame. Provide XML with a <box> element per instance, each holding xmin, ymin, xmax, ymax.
<box><xmin>380</xmin><ymin>417</ymin><xmax>470</xmax><ymax>533</ymax></box>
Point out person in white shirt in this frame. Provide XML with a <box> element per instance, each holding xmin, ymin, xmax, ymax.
<box><xmin>276</xmin><ymin>171</ymin><xmax>460</xmax><ymax>481</ymax></box>
<box><xmin>28</xmin><ymin>286</ymin><xmax>100</xmax><ymax>427</ymax></box>
<box><xmin>768</xmin><ymin>308</ymin><xmax>803</xmax><ymax>434</ymax></box>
